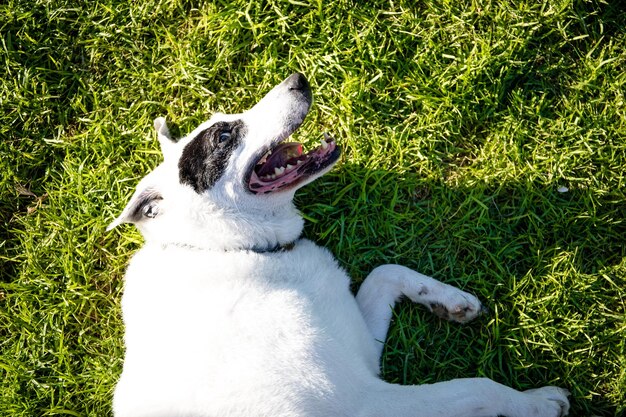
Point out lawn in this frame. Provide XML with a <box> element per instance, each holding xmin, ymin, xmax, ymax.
<box><xmin>1</xmin><ymin>0</ymin><xmax>625</xmax><ymax>415</ymax></box>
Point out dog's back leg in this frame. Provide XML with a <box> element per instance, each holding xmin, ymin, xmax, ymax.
<box><xmin>357</xmin><ymin>378</ymin><xmax>569</xmax><ymax>417</ymax></box>
<box><xmin>355</xmin><ymin>264</ymin><xmax>484</xmax><ymax>357</ymax></box>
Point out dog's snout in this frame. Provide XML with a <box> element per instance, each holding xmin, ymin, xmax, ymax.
<box><xmin>285</xmin><ymin>73</ymin><xmax>311</xmax><ymax>100</ymax></box>
<box><xmin>286</xmin><ymin>73</ymin><xmax>309</xmax><ymax>91</ymax></box>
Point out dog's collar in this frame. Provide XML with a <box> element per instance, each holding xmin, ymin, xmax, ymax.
<box><xmin>162</xmin><ymin>238</ymin><xmax>299</xmax><ymax>254</ymax></box>
<box><xmin>248</xmin><ymin>240</ymin><xmax>297</xmax><ymax>254</ymax></box>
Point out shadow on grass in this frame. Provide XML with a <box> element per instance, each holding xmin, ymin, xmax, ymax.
<box><xmin>298</xmin><ymin>162</ymin><xmax>625</xmax><ymax>416</ymax></box>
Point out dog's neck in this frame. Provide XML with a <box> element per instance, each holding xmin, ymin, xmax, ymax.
<box><xmin>161</xmin><ymin>238</ymin><xmax>299</xmax><ymax>254</ymax></box>
<box><xmin>139</xmin><ymin>201</ymin><xmax>305</xmax><ymax>253</ymax></box>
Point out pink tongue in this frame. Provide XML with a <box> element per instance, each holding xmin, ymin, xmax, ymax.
<box><xmin>256</xmin><ymin>143</ymin><xmax>303</xmax><ymax>177</ymax></box>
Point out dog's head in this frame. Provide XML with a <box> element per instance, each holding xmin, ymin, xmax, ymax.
<box><xmin>108</xmin><ymin>74</ymin><xmax>340</xmax><ymax>250</ymax></box>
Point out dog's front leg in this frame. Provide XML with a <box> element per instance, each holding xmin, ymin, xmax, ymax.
<box><xmin>357</xmin><ymin>378</ymin><xmax>569</xmax><ymax>417</ymax></box>
<box><xmin>355</xmin><ymin>264</ymin><xmax>484</xmax><ymax>358</ymax></box>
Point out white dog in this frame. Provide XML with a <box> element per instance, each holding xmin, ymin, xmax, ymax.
<box><xmin>109</xmin><ymin>73</ymin><xmax>570</xmax><ymax>417</ymax></box>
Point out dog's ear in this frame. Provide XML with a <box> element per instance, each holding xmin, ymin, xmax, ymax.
<box><xmin>107</xmin><ymin>187</ymin><xmax>163</xmax><ymax>231</ymax></box>
<box><xmin>154</xmin><ymin>117</ymin><xmax>175</xmax><ymax>160</ymax></box>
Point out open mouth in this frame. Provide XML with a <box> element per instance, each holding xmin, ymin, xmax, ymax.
<box><xmin>247</xmin><ymin>133</ymin><xmax>340</xmax><ymax>194</ymax></box>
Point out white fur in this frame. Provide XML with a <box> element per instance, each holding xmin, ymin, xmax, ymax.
<box><xmin>111</xmin><ymin>74</ymin><xmax>570</xmax><ymax>416</ymax></box>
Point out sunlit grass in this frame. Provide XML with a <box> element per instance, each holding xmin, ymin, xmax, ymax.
<box><xmin>1</xmin><ymin>0</ymin><xmax>625</xmax><ymax>415</ymax></box>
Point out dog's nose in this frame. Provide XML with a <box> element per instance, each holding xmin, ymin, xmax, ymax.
<box><xmin>284</xmin><ymin>73</ymin><xmax>311</xmax><ymax>103</ymax></box>
<box><xmin>285</xmin><ymin>73</ymin><xmax>310</xmax><ymax>93</ymax></box>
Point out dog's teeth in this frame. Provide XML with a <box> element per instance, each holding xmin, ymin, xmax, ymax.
<box><xmin>320</xmin><ymin>139</ymin><xmax>329</xmax><ymax>150</ymax></box>
<box><xmin>286</xmin><ymin>164</ymin><xmax>294</xmax><ymax>171</ymax></box>
<box><xmin>297</xmin><ymin>160</ymin><xmax>303</xmax><ymax>165</ymax></box>
<box><xmin>274</xmin><ymin>167</ymin><xmax>285</xmax><ymax>175</ymax></box>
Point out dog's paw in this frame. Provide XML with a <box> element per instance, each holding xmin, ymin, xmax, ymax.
<box><xmin>524</xmin><ymin>386</ymin><xmax>571</xmax><ymax>416</ymax></box>
<box><xmin>429</xmin><ymin>291</ymin><xmax>485</xmax><ymax>324</ymax></box>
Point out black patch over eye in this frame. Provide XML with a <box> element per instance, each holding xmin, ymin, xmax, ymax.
<box><xmin>218</xmin><ymin>131</ymin><xmax>231</xmax><ymax>143</ymax></box>
<box><xmin>179</xmin><ymin>120</ymin><xmax>245</xmax><ymax>193</ymax></box>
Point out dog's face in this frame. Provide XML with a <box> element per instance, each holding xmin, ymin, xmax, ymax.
<box><xmin>108</xmin><ymin>74</ymin><xmax>340</xmax><ymax>249</ymax></box>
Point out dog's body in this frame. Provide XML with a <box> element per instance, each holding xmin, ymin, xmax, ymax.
<box><xmin>110</xmin><ymin>74</ymin><xmax>570</xmax><ymax>417</ymax></box>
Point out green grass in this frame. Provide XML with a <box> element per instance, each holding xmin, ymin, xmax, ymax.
<box><xmin>1</xmin><ymin>0</ymin><xmax>625</xmax><ymax>415</ymax></box>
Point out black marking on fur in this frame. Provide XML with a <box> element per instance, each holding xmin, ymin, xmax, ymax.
<box><xmin>430</xmin><ymin>303</ymin><xmax>450</xmax><ymax>320</ymax></box>
<box><xmin>179</xmin><ymin>120</ymin><xmax>245</xmax><ymax>193</ymax></box>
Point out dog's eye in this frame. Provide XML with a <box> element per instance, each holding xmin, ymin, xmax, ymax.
<box><xmin>142</xmin><ymin>201</ymin><xmax>159</xmax><ymax>218</ymax></box>
<box><xmin>218</xmin><ymin>131</ymin><xmax>231</xmax><ymax>143</ymax></box>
